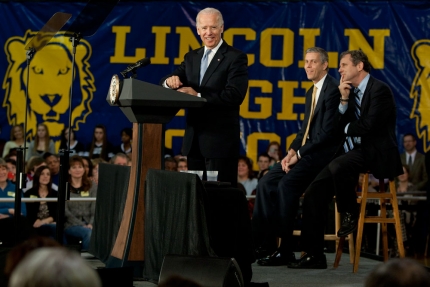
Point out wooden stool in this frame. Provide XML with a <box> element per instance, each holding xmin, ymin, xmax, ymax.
<box><xmin>334</xmin><ymin>173</ymin><xmax>405</xmax><ymax>272</ymax></box>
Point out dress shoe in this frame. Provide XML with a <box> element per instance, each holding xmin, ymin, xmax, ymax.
<box><xmin>257</xmin><ymin>250</ymin><xmax>297</xmax><ymax>266</ymax></box>
<box><xmin>254</xmin><ymin>247</ymin><xmax>275</xmax><ymax>260</ymax></box>
<box><xmin>288</xmin><ymin>253</ymin><xmax>327</xmax><ymax>269</ymax></box>
<box><xmin>337</xmin><ymin>212</ymin><xmax>358</xmax><ymax>237</ymax></box>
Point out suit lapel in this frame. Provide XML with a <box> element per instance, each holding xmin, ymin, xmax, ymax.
<box><xmin>313</xmin><ymin>75</ymin><xmax>330</xmax><ymax>116</ymax></box>
<box><xmin>200</xmin><ymin>42</ymin><xmax>227</xmax><ymax>86</ymax></box>
<box><xmin>361</xmin><ymin>76</ymin><xmax>374</xmax><ymax>112</ymax></box>
<box><xmin>193</xmin><ymin>47</ymin><xmax>204</xmax><ymax>85</ymax></box>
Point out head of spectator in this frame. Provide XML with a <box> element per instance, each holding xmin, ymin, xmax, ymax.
<box><xmin>238</xmin><ymin>155</ymin><xmax>254</xmax><ymax>181</ymax></box>
<box><xmin>33</xmin><ymin>123</ymin><xmax>51</xmax><ymax>153</ymax></box>
<box><xmin>89</xmin><ymin>124</ymin><xmax>108</xmax><ymax>159</ymax></box>
<box><xmin>8</xmin><ymin>247</ymin><xmax>101</xmax><ymax>287</ymax></box>
<box><xmin>120</xmin><ymin>127</ymin><xmax>132</xmax><ymax>149</ymax></box>
<box><xmin>0</xmin><ymin>158</ymin><xmax>9</xmax><ymax>187</ymax></box>
<box><xmin>5</xmin><ymin>158</ymin><xmax>16</xmax><ymax>183</ymax></box>
<box><xmin>158</xmin><ymin>275</ymin><xmax>202</xmax><ymax>287</ymax></box>
<box><xmin>33</xmin><ymin>165</ymin><xmax>53</xmax><ymax>194</ymax></box>
<box><xmin>81</xmin><ymin>156</ymin><xmax>93</xmax><ymax>178</ymax></box>
<box><xmin>196</xmin><ymin>7</ymin><xmax>224</xmax><ymax>50</ymax></box>
<box><xmin>4</xmin><ymin>236</ymin><xmax>61</xmax><ymax>281</ymax></box>
<box><xmin>165</xmin><ymin>157</ymin><xmax>177</xmax><ymax>171</ymax></box>
<box><xmin>364</xmin><ymin>258</ymin><xmax>430</xmax><ymax>287</ymax></box>
<box><xmin>60</xmin><ymin>126</ymin><xmax>77</xmax><ymax>149</ymax></box>
<box><xmin>257</xmin><ymin>152</ymin><xmax>271</xmax><ymax>172</ymax></box>
<box><xmin>177</xmin><ymin>158</ymin><xmax>188</xmax><ymax>172</ymax></box>
<box><xmin>68</xmin><ymin>155</ymin><xmax>91</xmax><ymax>191</ymax></box>
<box><xmin>338</xmin><ymin>49</ymin><xmax>371</xmax><ymax>87</ymax></box>
<box><xmin>43</xmin><ymin>152</ymin><xmax>60</xmax><ymax>176</ymax></box>
<box><xmin>5</xmin><ymin>148</ymin><xmax>17</xmax><ymax>162</ymax></box>
<box><xmin>110</xmin><ymin>152</ymin><xmax>130</xmax><ymax>166</ymax></box>
<box><xmin>26</xmin><ymin>156</ymin><xmax>45</xmax><ymax>175</ymax></box>
<box><xmin>9</xmin><ymin>125</ymin><xmax>25</xmax><ymax>144</ymax></box>
<box><xmin>91</xmin><ymin>158</ymin><xmax>106</xmax><ymax>185</ymax></box>
<box><xmin>266</xmin><ymin>141</ymin><xmax>282</xmax><ymax>162</ymax></box>
<box><xmin>403</xmin><ymin>133</ymin><xmax>417</xmax><ymax>154</ymax></box>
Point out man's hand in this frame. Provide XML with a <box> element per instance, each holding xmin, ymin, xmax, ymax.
<box><xmin>85</xmin><ymin>224</ymin><xmax>93</xmax><ymax>230</ymax></box>
<box><xmin>177</xmin><ymin>87</ymin><xmax>198</xmax><ymax>96</ymax></box>
<box><xmin>0</xmin><ymin>214</ymin><xmax>9</xmax><ymax>219</ymax></box>
<box><xmin>166</xmin><ymin>76</ymin><xmax>183</xmax><ymax>89</ymax></box>
<box><xmin>338</xmin><ymin>75</ymin><xmax>352</xmax><ymax>100</ymax></box>
<box><xmin>8</xmin><ymin>208</ymin><xmax>14</xmax><ymax>215</ymax></box>
<box><xmin>281</xmin><ymin>149</ymin><xmax>296</xmax><ymax>171</ymax></box>
<box><xmin>33</xmin><ymin>219</ymin><xmax>44</xmax><ymax>228</ymax></box>
<box><xmin>285</xmin><ymin>155</ymin><xmax>298</xmax><ymax>172</ymax></box>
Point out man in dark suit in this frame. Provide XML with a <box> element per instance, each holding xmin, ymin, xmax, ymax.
<box><xmin>253</xmin><ymin>47</ymin><xmax>343</xmax><ymax>267</ymax></box>
<box><xmin>291</xmin><ymin>50</ymin><xmax>403</xmax><ymax>269</ymax></box>
<box><xmin>400</xmin><ymin>133</ymin><xmax>427</xmax><ymax>190</ymax></box>
<box><xmin>160</xmin><ymin>7</ymin><xmax>248</xmax><ymax>187</ymax></box>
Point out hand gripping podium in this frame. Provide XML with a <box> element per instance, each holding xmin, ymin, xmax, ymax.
<box><xmin>103</xmin><ymin>78</ymin><xmax>206</xmax><ymax>269</ymax></box>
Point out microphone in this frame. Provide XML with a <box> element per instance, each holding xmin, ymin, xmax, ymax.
<box><xmin>120</xmin><ymin>58</ymin><xmax>151</xmax><ymax>77</ymax></box>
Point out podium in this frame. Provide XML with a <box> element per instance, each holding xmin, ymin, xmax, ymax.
<box><xmin>104</xmin><ymin>78</ymin><xmax>206</xmax><ymax>268</ymax></box>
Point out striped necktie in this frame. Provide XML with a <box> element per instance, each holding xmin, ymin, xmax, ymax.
<box><xmin>344</xmin><ymin>87</ymin><xmax>361</xmax><ymax>153</ymax></box>
<box><xmin>200</xmin><ymin>49</ymin><xmax>211</xmax><ymax>85</ymax></box>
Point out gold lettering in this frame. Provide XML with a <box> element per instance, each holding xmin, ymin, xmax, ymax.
<box><xmin>247</xmin><ymin>132</ymin><xmax>281</xmax><ymax>171</ymax></box>
<box><xmin>277</xmin><ymin>81</ymin><xmax>312</xmax><ymax>120</ymax></box>
<box><xmin>240</xmin><ymin>80</ymin><xmax>273</xmax><ymax>119</ymax></box>
<box><xmin>110</xmin><ymin>26</ymin><xmax>145</xmax><ymax>63</ymax></box>
<box><xmin>165</xmin><ymin>129</ymin><xmax>185</xmax><ymax>149</ymax></box>
<box><xmin>174</xmin><ymin>27</ymin><xmax>201</xmax><ymax>65</ymax></box>
<box><xmin>260</xmin><ymin>28</ymin><xmax>294</xmax><ymax>67</ymax></box>
<box><xmin>223</xmin><ymin>28</ymin><xmax>256</xmax><ymax>66</ymax></box>
<box><xmin>345</xmin><ymin>29</ymin><xmax>390</xmax><ymax>69</ymax></box>
<box><xmin>151</xmin><ymin>26</ymin><xmax>171</xmax><ymax>64</ymax></box>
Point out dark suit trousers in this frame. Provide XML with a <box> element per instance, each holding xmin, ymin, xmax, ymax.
<box><xmin>186</xmin><ymin>137</ymin><xmax>238</xmax><ymax>187</ymax></box>
<box><xmin>252</xmin><ymin>153</ymin><xmax>331</xmax><ymax>254</ymax></box>
<box><xmin>301</xmin><ymin>148</ymin><xmax>365</xmax><ymax>255</ymax></box>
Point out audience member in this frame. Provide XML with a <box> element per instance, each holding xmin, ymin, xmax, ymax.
<box><xmin>25</xmin><ymin>123</ymin><xmax>55</xmax><ymax>161</ymax></box>
<box><xmin>91</xmin><ymin>158</ymin><xmax>106</xmax><ymax>185</ymax></box>
<box><xmin>165</xmin><ymin>157</ymin><xmax>178</xmax><ymax>171</ymax></box>
<box><xmin>364</xmin><ymin>258</ymin><xmax>430</xmax><ymax>287</ymax></box>
<box><xmin>110</xmin><ymin>152</ymin><xmax>130</xmax><ymax>166</ymax></box>
<box><xmin>43</xmin><ymin>152</ymin><xmax>60</xmax><ymax>186</ymax></box>
<box><xmin>5</xmin><ymin>158</ymin><xmax>16</xmax><ymax>184</ymax></box>
<box><xmin>266</xmin><ymin>141</ymin><xmax>282</xmax><ymax>167</ymax></box>
<box><xmin>2</xmin><ymin>125</ymin><xmax>27</xmax><ymax>158</ymax></box>
<box><xmin>4</xmin><ymin>148</ymin><xmax>17</xmax><ymax>162</ymax></box>
<box><xmin>177</xmin><ymin>158</ymin><xmax>188</xmax><ymax>172</ymax></box>
<box><xmin>400</xmin><ymin>133</ymin><xmax>427</xmax><ymax>191</ymax></box>
<box><xmin>86</xmin><ymin>124</ymin><xmax>114</xmax><ymax>161</ymax></box>
<box><xmin>115</xmin><ymin>127</ymin><xmax>132</xmax><ymax>155</ymax></box>
<box><xmin>8</xmin><ymin>247</ymin><xmax>101</xmax><ymax>287</ymax></box>
<box><xmin>25</xmin><ymin>156</ymin><xmax>45</xmax><ymax>183</ymax></box>
<box><xmin>25</xmin><ymin>166</ymin><xmax>58</xmax><ymax>238</ymax></box>
<box><xmin>256</xmin><ymin>152</ymin><xmax>271</xmax><ymax>180</ymax></box>
<box><xmin>81</xmin><ymin>156</ymin><xmax>93</xmax><ymax>179</ymax></box>
<box><xmin>59</xmin><ymin>127</ymin><xmax>85</xmax><ymax>155</ymax></box>
<box><xmin>64</xmin><ymin>155</ymin><xmax>97</xmax><ymax>250</ymax></box>
<box><xmin>238</xmin><ymin>155</ymin><xmax>257</xmax><ymax>196</ymax></box>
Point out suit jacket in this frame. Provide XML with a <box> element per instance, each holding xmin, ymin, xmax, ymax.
<box><xmin>401</xmin><ymin>152</ymin><xmax>428</xmax><ymax>191</ymax></box>
<box><xmin>160</xmin><ymin>41</ymin><xmax>248</xmax><ymax>158</ymax></box>
<box><xmin>290</xmin><ymin>74</ymin><xmax>343</xmax><ymax>159</ymax></box>
<box><xmin>342</xmin><ymin>75</ymin><xmax>403</xmax><ymax>179</ymax></box>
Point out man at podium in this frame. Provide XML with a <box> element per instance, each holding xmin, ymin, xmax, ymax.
<box><xmin>160</xmin><ymin>7</ymin><xmax>248</xmax><ymax>187</ymax></box>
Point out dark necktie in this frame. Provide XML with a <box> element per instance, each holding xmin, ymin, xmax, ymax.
<box><xmin>344</xmin><ymin>87</ymin><xmax>361</xmax><ymax>153</ymax></box>
<box><xmin>407</xmin><ymin>155</ymin><xmax>412</xmax><ymax>166</ymax></box>
<box><xmin>200</xmin><ymin>49</ymin><xmax>211</xmax><ymax>85</ymax></box>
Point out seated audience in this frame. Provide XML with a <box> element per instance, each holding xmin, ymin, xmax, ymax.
<box><xmin>2</xmin><ymin>125</ymin><xmax>27</xmax><ymax>158</ymax></box>
<box><xmin>401</xmin><ymin>133</ymin><xmax>427</xmax><ymax>190</ymax></box>
<box><xmin>165</xmin><ymin>157</ymin><xmax>177</xmax><ymax>171</ymax></box>
<box><xmin>25</xmin><ymin>123</ymin><xmax>55</xmax><ymax>161</ymax></box>
<box><xmin>110</xmin><ymin>152</ymin><xmax>130</xmax><ymax>166</ymax></box>
<box><xmin>25</xmin><ymin>166</ymin><xmax>58</xmax><ymax>238</ymax></box>
<box><xmin>238</xmin><ymin>155</ymin><xmax>258</xmax><ymax>196</ymax></box>
<box><xmin>86</xmin><ymin>124</ymin><xmax>114</xmax><ymax>161</ymax></box>
<box><xmin>64</xmin><ymin>155</ymin><xmax>97</xmax><ymax>250</ymax></box>
<box><xmin>59</xmin><ymin>127</ymin><xmax>85</xmax><ymax>155</ymax></box>
<box><xmin>256</xmin><ymin>152</ymin><xmax>271</xmax><ymax>180</ymax></box>
<box><xmin>8</xmin><ymin>247</ymin><xmax>101</xmax><ymax>287</ymax></box>
<box><xmin>177</xmin><ymin>158</ymin><xmax>188</xmax><ymax>172</ymax></box>
<box><xmin>365</xmin><ymin>258</ymin><xmax>430</xmax><ymax>287</ymax></box>
<box><xmin>115</xmin><ymin>127</ymin><xmax>132</xmax><ymax>155</ymax></box>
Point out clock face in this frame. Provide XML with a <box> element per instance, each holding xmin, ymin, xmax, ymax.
<box><xmin>109</xmin><ymin>74</ymin><xmax>120</xmax><ymax>105</ymax></box>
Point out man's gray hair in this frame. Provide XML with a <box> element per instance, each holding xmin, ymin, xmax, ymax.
<box><xmin>196</xmin><ymin>7</ymin><xmax>224</xmax><ymax>27</ymax></box>
<box><xmin>305</xmin><ymin>47</ymin><xmax>329</xmax><ymax>70</ymax></box>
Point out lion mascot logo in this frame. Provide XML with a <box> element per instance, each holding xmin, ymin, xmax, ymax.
<box><xmin>2</xmin><ymin>30</ymin><xmax>95</xmax><ymax>150</ymax></box>
<box><xmin>410</xmin><ymin>39</ymin><xmax>430</xmax><ymax>152</ymax></box>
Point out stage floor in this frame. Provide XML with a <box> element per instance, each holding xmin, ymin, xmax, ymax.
<box><xmin>84</xmin><ymin>252</ymin><xmax>382</xmax><ymax>287</ymax></box>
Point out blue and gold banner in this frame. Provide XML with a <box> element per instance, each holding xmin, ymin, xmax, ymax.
<box><xmin>1</xmin><ymin>1</ymin><xmax>429</xmax><ymax>169</ymax></box>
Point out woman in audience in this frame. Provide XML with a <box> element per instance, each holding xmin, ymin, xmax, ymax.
<box><xmin>81</xmin><ymin>156</ymin><xmax>93</xmax><ymax>179</ymax></box>
<box><xmin>87</xmin><ymin>124</ymin><xmax>114</xmax><ymax>161</ymax></box>
<box><xmin>6</xmin><ymin>158</ymin><xmax>16</xmax><ymax>184</ymax></box>
<box><xmin>26</xmin><ymin>123</ymin><xmax>55</xmax><ymax>161</ymax></box>
<box><xmin>238</xmin><ymin>155</ymin><xmax>258</xmax><ymax>196</ymax></box>
<box><xmin>25</xmin><ymin>166</ymin><xmax>58</xmax><ymax>238</ymax></box>
<box><xmin>115</xmin><ymin>127</ymin><xmax>132</xmax><ymax>155</ymax></box>
<box><xmin>91</xmin><ymin>158</ymin><xmax>105</xmax><ymax>185</ymax></box>
<box><xmin>2</xmin><ymin>125</ymin><xmax>27</xmax><ymax>157</ymax></box>
<box><xmin>64</xmin><ymin>155</ymin><xmax>97</xmax><ymax>250</ymax></box>
<box><xmin>266</xmin><ymin>141</ymin><xmax>282</xmax><ymax>167</ymax></box>
<box><xmin>59</xmin><ymin>127</ymin><xmax>85</xmax><ymax>155</ymax></box>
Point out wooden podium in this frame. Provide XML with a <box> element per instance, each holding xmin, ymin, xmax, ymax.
<box><xmin>105</xmin><ymin>78</ymin><xmax>206</xmax><ymax>268</ymax></box>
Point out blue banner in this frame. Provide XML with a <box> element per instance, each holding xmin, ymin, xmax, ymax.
<box><xmin>1</xmin><ymin>1</ymin><xmax>429</xmax><ymax>169</ymax></box>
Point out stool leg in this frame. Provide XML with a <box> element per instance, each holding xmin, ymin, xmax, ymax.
<box><xmin>380</xmin><ymin>198</ymin><xmax>389</xmax><ymax>260</ymax></box>
<box><xmin>334</xmin><ymin>237</ymin><xmax>345</xmax><ymax>268</ymax></box>
<box><xmin>348</xmin><ymin>233</ymin><xmax>355</xmax><ymax>263</ymax></box>
<box><xmin>353</xmin><ymin>174</ymin><xmax>369</xmax><ymax>273</ymax></box>
<box><xmin>389</xmin><ymin>180</ymin><xmax>405</xmax><ymax>258</ymax></box>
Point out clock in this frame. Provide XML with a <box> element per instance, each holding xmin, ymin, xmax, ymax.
<box><xmin>109</xmin><ymin>74</ymin><xmax>121</xmax><ymax>105</ymax></box>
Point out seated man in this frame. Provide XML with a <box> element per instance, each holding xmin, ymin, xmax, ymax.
<box><xmin>43</xmin><ymin>152</ymin><xmax>60</xmax><ymax>186</ymax></box>
<box><xmin>401</xmin><ymin>133</ymin><xmax>427</xmax><ymax>191</ymax></box>
<box><xmin>252</xmin><ymin>47</ymin><xmax>343</xmax><ymax>266</ymax></box>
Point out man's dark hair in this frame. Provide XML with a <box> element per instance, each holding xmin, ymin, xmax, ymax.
<box><xmin>340</xmin><ymin>50</ymin><xmax>372</xmax><ymax>73</ymax></box>
<box><xmin>403</xmin><ymin>133</ymin><xmax>417</xmax><ymax>141</ymax></box>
